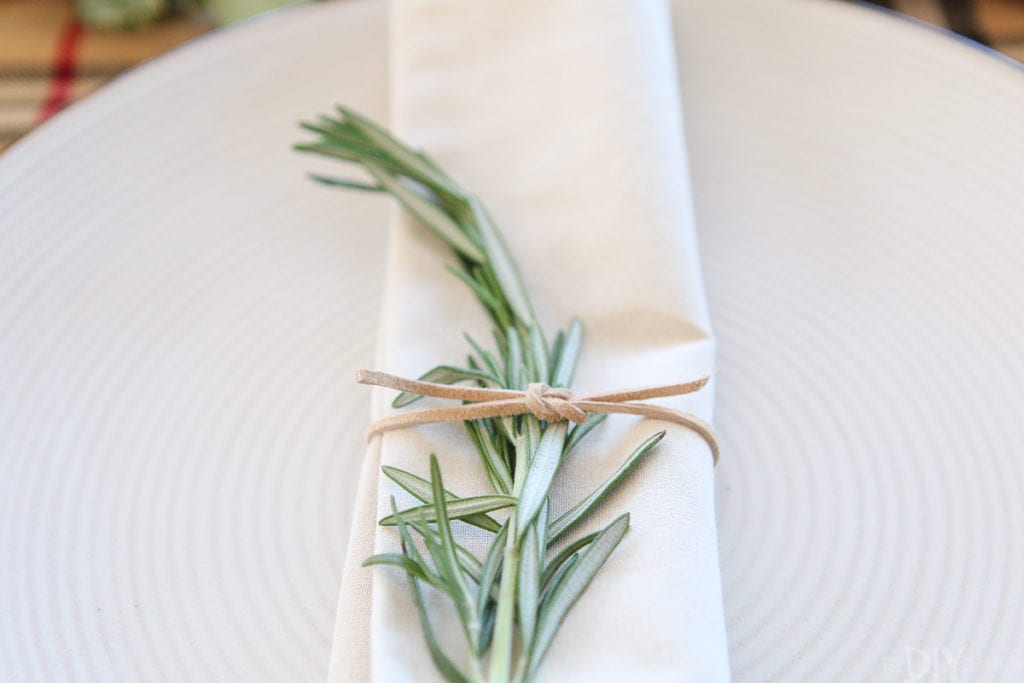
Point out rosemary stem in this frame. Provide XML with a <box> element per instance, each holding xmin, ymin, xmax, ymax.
<box><xmin>300</xmin><ymin>110</ymin><xmax>636</xmax><ymax>683</ymax></box>
<box><xmin>489</xmin><ymin>512</ymin><xmax>519</xmax><ymax>683</ymax></box>
<box><xmin>468</xmin><ymin>655</ymin><xmax>487</xmax><ymax>683</ymax></box>
<box><xmin>491</xmin><ymin>419</ymin><xmax>536</xmax><ymax>683</ymax></box>
<box><xmin>511</xmin><ymin>656</ymin><xmax>529</xmax><ymax>683</ymax></box>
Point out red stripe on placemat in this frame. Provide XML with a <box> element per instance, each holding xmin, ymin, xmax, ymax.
<box><xmin>37</xmin><ymin>21</ymin><xmax>85</xmax><ymax>123</ymax></box>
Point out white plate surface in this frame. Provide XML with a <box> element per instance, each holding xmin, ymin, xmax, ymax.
<box><xmin>2</xmin><ymin>0</ymin><xmax>1024</xmax><ymax>680</ymax></box>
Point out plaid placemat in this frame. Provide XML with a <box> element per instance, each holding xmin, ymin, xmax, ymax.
<box><xmin>0</xmin><ymin>0</ymin><xmax>1021</xmax><ymax>154</ymax></box>
<box><xmin>0</xmin><ymin>0</ymin><xmax>210</xmax><ymax>153</ymax></box>
<box><xmin>893</xmin><ymin>0</ymin><xmax>1024</xmax><ymax>59</ymax></box>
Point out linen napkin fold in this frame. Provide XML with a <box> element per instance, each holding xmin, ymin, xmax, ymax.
<box><xmin>329</xmin><ymin>1</ymin><xmax>729</xmax><ymax>680</ymax></box>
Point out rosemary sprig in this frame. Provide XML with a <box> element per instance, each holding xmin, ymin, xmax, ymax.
<box><xmin>297</xmin><ymin>107</ymin><xmax>665</xmax><ymax>683</ymax></box>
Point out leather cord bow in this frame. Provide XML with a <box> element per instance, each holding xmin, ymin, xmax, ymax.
<box><xmin>356</xmin><ymin>369</ymin><xmax>719</xmax><ymax>463</ymax></box>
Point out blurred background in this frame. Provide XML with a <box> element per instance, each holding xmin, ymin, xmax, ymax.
<box><xmin>1</xmin><ymin>0</ymin><xmax>1022</xmax><ymax>154</ymax></box>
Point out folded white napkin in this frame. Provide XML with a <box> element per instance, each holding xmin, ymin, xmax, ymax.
<box><xmin>329</xmin><ymin>1</ymin><xmax>729</xmax><ymax>680</ymax></box>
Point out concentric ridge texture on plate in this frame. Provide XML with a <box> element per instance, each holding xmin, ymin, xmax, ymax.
<box><xmin>2</xmin><ymin>0</ymin><xmax>1024</xmax><ymax>680</ymax></box>
<box><xmin>674</xmin><ymin>1</ymin><xmax>1024</xmax><ymax>679</ymax></box>
<box><xmin>0</xmin><ymin>1</ymin><xmax>388</xmax><ymax>680</ymax></box>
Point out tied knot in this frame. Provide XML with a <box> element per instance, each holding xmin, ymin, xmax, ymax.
<box><xmin>523</xmin><ymin>383</ymin><xmax>588</xmax><ymax>424</ymax></box>
<box><xmin>354</xmin><ymin>368</ymin><xmax>721</xmax><ymax>464</ymax></box>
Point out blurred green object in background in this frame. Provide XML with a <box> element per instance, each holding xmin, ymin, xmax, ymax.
<box><xmin>76</xmin><ymin>0</ymin><xmax>170</xmax><ymax>29</ymax></box>
<box><xmin>203</xmin><ymin>0</ymin><xmax>297</xmax><ymax>25</ymax></box>
<box><xmin>76</xmin><ymin>0</ymin><xmax>296</xmax><ymax>30</ymax></box>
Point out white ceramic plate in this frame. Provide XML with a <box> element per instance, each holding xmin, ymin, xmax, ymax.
<box><xmin>2</xmin><ymin>0</ymin><xmax>1023</xmax><ymax>680</ymax></box>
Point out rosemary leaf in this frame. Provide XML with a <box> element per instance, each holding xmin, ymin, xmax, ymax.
<box><xmin>406</xmin><ymin>520</ymin><xmax>485</xmax><ymax>586</ymax></box>
<box><xmin>548</xmin><ymin>330</ymin><xmax>565</xmax><ymax>380</ymax></box>
<box><xmin>468</xmin><ymin>197</ymin><xmax>535</xmax><ymax>326</ymax></box>
<box><xmin>382</xmin><ymin>464</ymin><xmax>503</xmax><ymax>533</ymax></box>
<box><xmin>299</xmin><ymin>122</ymin><xmax>397</xmax><ymax>164</ymax></box>
<box><xmin>392</xmin><ymin>365</ymin><xmax>499</xmax><ymax>408</ymax></box>
<box><xmin>409</xmin><ymin>573</ymin><xmax>472</xmax><ymax>683</ymax></box>
<box><xmin>550</xmin><ymin>318</ymin><xmax>583</xmax><ymax>388</ymax></box>
<box><xmin>539</xmin><ymin>531</ymin><xmax>598</xmax><ymax>594</ymax></box>
<box><xmin>478</xmin><ymin>600</ymin><xmax>497</xmax><ymax>657</ymax></box>
<box><xmin>541</xmin><ymin>553</ymin><xmax>579</xmax><ymax>606</ymax></box>
<box><xmin>528</xmin><ymin>325</ymin><xmax>550</xmax><ymax>385</ymax></box>
<box><xmin>516</xmin><ymin>422</ymin><xmax>568</xmax><ymax>531</ymax></box>
<box><xmin>444</xmin><ymin>265</ymin><xmax>504</xmax><ymax>320</ymax></box>
<box><xmin>477</xmin><ymin>521</ymin><xmax>509</xmax><ymax>615</ymax></box>
<box><xmin>547</xmin><ymin>431</ymin><xmax>665</xmax><ymax>543</ymax></box>
<box><xmin>488</xmin><ymin>514</ymin><xmax>519</xmax><ymax>682</ymax></box>
<box><xmin>293</xmin><ymin>141</ymin><xmax>369</xmax><ymax>165</ymax></box>
<box><xmin>464</xmin><ymin>333</ymin><xmax>505</xmax><ymax>384</ymax></box>
<box><xmin>363</xmin><ymin>162</ymin><xmax>485</xmax><ymax>262</ymax></box>
<box><xmin>337</xmin><ymin>105</ymin><xmax>459</xmax><ymax>195</ymax></box>
<box><xmin>465</xmin><ymin>422</ymin><xmax>514</xmax><ymax>495</ymax></box>
<box><xmin>391</xmin><ymin>498</ymin><xmax>472</xmax><ymax>683</ymax></box>
<box><xmin>564</xmin><ymin>413</ymin><xmax>608</xmax><ymax>457</ymax></box>
<box><xmin>529</xmin><ymin>514</ymin><xmax>630</xmax><ymax>676</ymax></box>
<box><xmin>505</xmin><ymin>328</ymin><xmax>523</xmax><ymax>390</ymax></box>
<box><xmin>307</xmin><ymin>173</ymin><xmax>385</xmax><ymax>192</ymax></box>
<box><xmin>524</xmin><ymin>417</ymin><xmax>542</xmax><ymax>467</ymax></box>
<box><xmin>364</xmin><ymin>552</ymin><xmax>435</xmax><ymax>586</ymax></box>
<box><xmin>379</xmin><ymin>494</ymin><xmax>518</xmax><ymax>528</ymax></box>
<box><xmin>518</xmin><ymin>521</ymin><xmax>541</xmax><ymax>647</ymax></box>
<box><xmin>429</xmin><ymin>456</ymin><xmax>482</xmax><ymax>650</ymax></box>
<box><xmin>490</xmin><ymin>328</ymin><xmax>509</xmax><ymax>363</ymax></box>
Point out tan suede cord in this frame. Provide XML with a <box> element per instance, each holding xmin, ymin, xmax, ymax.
<box><xmin>356</xmin><ymin>369</ymin><xmax>719</xmax><ymax>463</ymax></box>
